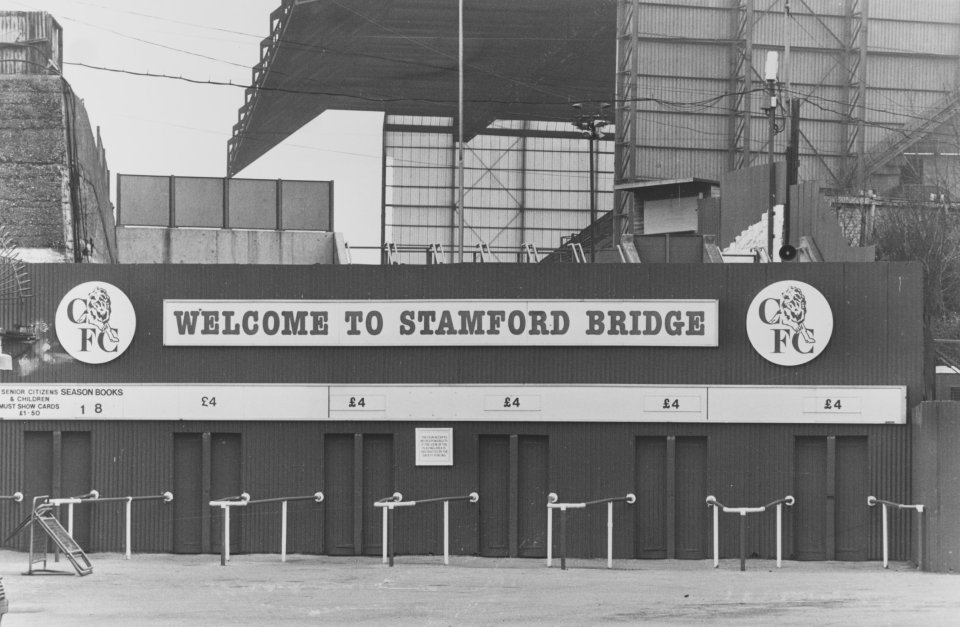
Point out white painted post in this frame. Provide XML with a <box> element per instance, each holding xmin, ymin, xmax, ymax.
<box><xmin>443</xmin><ymin>500</ymin><xmax>450</xmax><ymax>566</ymax></box>
<box><xmin>381</xmin><ymin>506</ymin><xmax>389</xmax><ymax>564</ymax></box>
<box><xmin>607</xmin><ymin>501</ymin><xmax>614</xmax><ymax>569</ymax></box>
<box><xmin>712</xmin><ymin>502</ymin><xmax>719</xmax><ymax>568</ymax></box>
<box><xmin>546</xmin><ymin>506</ymin><xmax>553</xmax><ymax>567</ymax></box>
<box><xmin>776</xmin><ymin>502</ymin><xmax>782</xmax><ymax>568</ymax></box>
<box><xmin>546</xmin><ymin>493</ymin><xmax>557</xmax><ymax>567</ymax></box>
<box><xmin>225</xmin><ymin>506</ymin><xmax>231</xmax><ymax>562</ymax></box>
<box><xmin>125</xmin><ymin>497</ymin><xmax>133</xmax><ymax>560</ymax></box>
<box><xmin>281</xmin><ymin>500</ymin><xmax>288</xmax><ymax>563</ymax></box>
<box><xmin>68</xmin><ymin>503</ymin><xmax>74</xmax><ymax>537</ymax></box>
<box><xmin>882</xmin><ymin>504</ymin><xmax>889</xmax><ymax>569</ymax></box>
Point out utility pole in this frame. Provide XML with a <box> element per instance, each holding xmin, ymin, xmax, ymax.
<box><xmin>573</xmin><ymin>103</ymin><xmax>610</xmax><ymax>263</ymax></box>
<box><xmin>763</xmin><ymin>52</ymin><xmax>779</xmax><ymax>259</ymax></box>
<box><xmin>457</xmin><ymin>0</ymin><xmax>465</xmax><ymax>263</ymax></box>
<box><xmin>782</xmin><ymin>98</ymin><xmax>801</xmax><ymax>258</ymax></box>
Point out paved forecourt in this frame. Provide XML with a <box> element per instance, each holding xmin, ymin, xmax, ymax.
<box><xmin>1</xmin><ymin>551</ymin><xmax>959</xmax><ymax>625</ymax></box>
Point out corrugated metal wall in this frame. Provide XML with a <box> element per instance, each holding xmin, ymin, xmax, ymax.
<box><xmin>0</xmin><ymin>419</ymin><xmax>912</xmax><ymax>560</ymax></box>
<box><xmin>0</xmin><ymin>262</ymin><xmax>924</xmax><ymax>560</ymax></box>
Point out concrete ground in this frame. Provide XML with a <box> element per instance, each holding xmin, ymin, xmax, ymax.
<box><xmin>0</xmin><ymin>550</ymin><xmax>958</xmax><ymax>625</ymax></box>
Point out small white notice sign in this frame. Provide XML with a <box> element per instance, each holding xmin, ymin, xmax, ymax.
<box><xmin>415</xmin><ymin>428</ymin><xmax>453</xmax><ymax>466</ymax></box>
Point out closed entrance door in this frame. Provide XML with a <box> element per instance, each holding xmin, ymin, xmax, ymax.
<box><xmin>794</xmin><ymin>437</ymin><xmax>827</xmax><ymax>560</ymax></box>
<box><xmin>172</xmin><ymin>433</ymin><xmax>242</xmax><ymax>554</ymax></box>
<box><xmin>23</xmin><ymin>431</ymin><xmax>92</xmax><ymax>550</ymax></box>
<box><xmin>478</xmin><ymin>436</ymin><xmax>509</xmax><ymax>557</ymax></box>
<box><xmin>635</xmin><ymin>437</ymin><xmax>667</xmax><ymax>558</ymax></box>
<box><xmin>210</xmin><ymin>434</ymin><xmax>242</xmax><ymax>555</ymax></box>
<box><xmin>478</xmin><ymin>434</ymin><xmax>549</xmax><ymax>558</ymax></box>
<box><xmin>517</xmin><ymin>436</ymin><xmax>548</xmax><ymax>558</ymax></box>
<box><xmin>675</xmin><ymin>437</ymin><xmax>708</xmax><ymax>559</ymax></box>
<box><xmin>323</xmin><ymin>434</ymin><xmax>394</xmax><ymax>555</ymax></box>
<box><xmin>173</xmin><ymin>434</ymin><xmax>203</xmax><ymax>554</ymax></box>
<box><xmin>835</xmin><ymin>437</ymin><xmax>869</xmax><ymax>561</ymax></box>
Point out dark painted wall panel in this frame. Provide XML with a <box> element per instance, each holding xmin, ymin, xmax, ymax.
<box><xmin>0</xmin><ymin>420</ymin><xmax>912</xmax><ymax>561</ymax></box>
<box><xmin>1</xmin><ymin>263</ymin><xmax>924</xmax><ymax>405</ymax></box>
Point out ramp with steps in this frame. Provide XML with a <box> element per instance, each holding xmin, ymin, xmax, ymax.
<box><xmin>5</xmin><ymin>500</ymin><xmax>93</xmax><ymax>576</ymax></box>
<box><xmin>32</xmin><ymin>507</ymin><xmax>93</xmax><ymax>576</ymax></box>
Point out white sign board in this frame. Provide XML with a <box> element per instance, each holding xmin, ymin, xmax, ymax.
<box><xmin>0</xmin><ymin>384</ymin><xmax>905</xmax><ymax>424</ymax></box>
<box><xmin>0</xmin><ymin>385</ymin><xmax>328</xmax><ymax>420</ymax></box>
<box><xmin>163</xmin><ymin>299</ymin><xmax>719</xmax><ymax>347</ymax></box>
<box><xmin>415</xmin><ymin>428</ymin><xmax>453</xmax><ymax>466</ymax></box>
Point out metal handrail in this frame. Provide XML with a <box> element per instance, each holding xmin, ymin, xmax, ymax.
<box><xmin>868</xmin><ymin>496</ymin><xmax>924</xmax><ymax>570</ymax></box>
<box><xmin>546</xmin><ymin>492</ymin><xmax>636</xmax><ymax>570</ymax></box>
<box><xmin>45</xmin><ymin>490</ymin><xmax>174</xmax><ymax>559</ymax></box>
<box><xmin>705</xmin><ymin>494</ymin><xmax>795</xmax><ymax>571</ymax></box>
<box><xmin>209</xmin><ymin>492</ymin><xmax>324</xmax><ymax>565</ymax></box>
<box><xmin>374</xmin><ymin>491</ymin><xmax>479</xmax><ymax>567</ymax></box>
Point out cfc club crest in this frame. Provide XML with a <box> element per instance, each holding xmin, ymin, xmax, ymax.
<box><xmin>746</xmin><ymin>280</ymin><xmax>833</xmax><ymax>366</ymax></box>
<box><xmin>56</xmin><ymin>281</ymin><xmax>136</xmax><ymax>364</ymax></box>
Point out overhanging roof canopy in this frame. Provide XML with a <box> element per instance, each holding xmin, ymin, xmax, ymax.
<box><xmin>228</xmin><ymin>0</ymin><xmax>616</xmax><ymax>176</ymax></box>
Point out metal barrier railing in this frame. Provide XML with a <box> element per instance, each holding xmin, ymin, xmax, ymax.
<box><xmin>209</xmin><ymin>492</ymin><xmax>325</xmax><ymax>566</ymax></box>
<box><xmin>0</xmin><ymin>492</ymin><xmax>23</xmax><ymax>503</ymax></box>
<box><xmin>868</xmin><ymin>496</ymin><xmax>924</xmax><ymax>570</ymax></box>
<box><xmin>49</xmin><ymin>490</ymin><xmax>174</xmax><ymax>559</ymax></box>
<box><xmin>245</xmin><ymin>492</ymin><xmax>325</xmax><ymax>563</ymax></box>
<box><xmin>209</xmin><ymin>492</ymin><xmax>251</xmax><ymax>566</ymax></box>
<box><xmin>705</xmin><ymin>495</ymin><xmax>795</xmax><ymax>571</ymax></box>
<box><xmin>546</xmin><ymin>492</ymin><xmax>636</xmax><ymax>570</ymax></box>
<box><xmin>374</xmin><ymin>491</ymin><xmax>479</xmax><ymax>567</ymax></box>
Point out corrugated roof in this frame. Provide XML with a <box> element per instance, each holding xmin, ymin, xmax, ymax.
<box><xmin>227</xmin><ymin>0</ymin><xmax>616</xmax><ymax>176</ymax></box>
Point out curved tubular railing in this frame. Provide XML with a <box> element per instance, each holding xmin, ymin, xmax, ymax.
<box><xmin>48</xmin><ymin>490</ymin><xmax>101</xmax><ymax>540</ymax></box>
<box><xmin>868</xmin><ymin>496</ymin><xmax>924</xmax><ymax>570</ymax></box>
<box><xmin>705</xmin><ymin>495</ymin><xmax>795</xmax><ymax>571</ymax></box>
<box><xmin>208</xmin><ymin>492</ymin><xmax>251</xmax><ymax>566</ymax></box>
<box><xmin>245</xmin><ymin>492</ymin><xmax>325</xmax><ymax>564</ymax></box>
<box><xmin>47</xmin><ymin>490</ymin><xmax>174</xmax><ymax>560</ymax></box>
<box><xmin>209</xmin><ymin>492</ymin><xmax>324</xmax><ymax>566</ymax></box>
<box><xmin>374</xmin><ymin>491</ymin><xmax>479</xmax><ymax>567</ymax></box>
<box><xmin>546</xmin><ymin>492</ymin><xmax>637</xmax><ymax>570</ymax></box>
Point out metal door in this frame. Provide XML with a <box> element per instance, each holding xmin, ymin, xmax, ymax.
<box><xmin>835</xmin><ymin>437</ymin><xmax>869</xmax><ymax>560</ymax></box>
<box><xmin>794</xmin><ymin>436</ymin><xmax>827</xmax><ymax>560</ymax></box>
<box><xmin>675</xmin><ymin>437</ymin><xmax>708</xmax><ymax>559</ymax></box>
<box><xmin>22</xmin><ymin>432</ymin><xmax>53</xmax><ymax>552</ymax></box>
<box><xmin>323</xmin><ymin>434</ymin><xmax>354</xmax><ymax>555</ymax></box>
<box><xmin>517</xmin><ymin>436</ymin><xmax>548</xmax><ymax>558</ymax></box>
<box><xmin>210</xmin><ymin>433</ymin><xmax>242</xmax><ymax>555</ymax></box>
<box><xmin>635</xmin><ymin>436</ymin><xmax>667</xmax><ymax>558</ymax></box>
<box><xmin>361</xmin><ymin>434</ymin><xmax>393</xmax><ymax>556</ymax></box>
<box><xmin>22</xmin><ymin>431</ymin><xmax>91</xmax><ymax>550</ymax></box>
<box><xmin>478</xmin><ymin>435</ymin><xmax>509</xmax><ymax>556</ymax></box>
<box><xmin>172</xmin><ymin>434</ymin><xmax>202</xmax><ymax>554</ymax></box>
<box><xmin>61</xmin><ymin>432</ymin><xmax>92</xmax><ymax>549</ymax></box>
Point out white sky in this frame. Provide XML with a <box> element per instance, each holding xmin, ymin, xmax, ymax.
<box><xmin>10</xmin><ymin>0</ymin><xmax>385</xmax><ymax>262</ymax></box>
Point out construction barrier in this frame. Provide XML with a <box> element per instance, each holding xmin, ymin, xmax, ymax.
<box><xmin>705</xmin><ymin>494</ymin><xmax>794</xmax><ymax>571</ymax></box>
<box><xmin>374</xmin><ymin>491</ymin><xmax>479</xmax><ymax>567</ymax></box>
<box><xmin>868</xmin><ymin>496</ymin><xmax>924</xmax><ymax>570</ymax></box>
<box><xmin>546</xmin><ymin>492</ymin><xmax>636</xmax><ymax>570</ymax></box>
